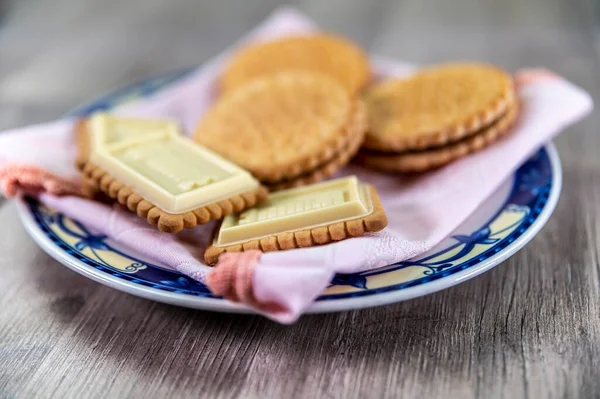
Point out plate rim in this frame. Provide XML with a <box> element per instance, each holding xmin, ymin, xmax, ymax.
<box><xmin>16</xmin><ymin>143</ymin><xmax>562</xmax><ymax>314</ymax></box>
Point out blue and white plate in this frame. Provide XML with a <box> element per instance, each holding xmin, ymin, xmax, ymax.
<box><xmin>17</xmin><ymin>69</ymin><xmax>562</xmax><ymax>314</ymax></box>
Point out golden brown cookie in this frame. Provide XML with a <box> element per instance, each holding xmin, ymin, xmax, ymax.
<box><xmin>195</xmin><ymin>71</ymin><xmax>368</xmax><ymax>184</ymax></box>
<box><xmin>204</xmin><ymin>185</ymin><xmax>387</xmax><ymax>265</ymax></box>
<box><xmin>221</xmin><ymin>33</ymin><xmax>370</xmax><ymax>95</ymax></box>
<box><xmin>75</xmin><ymin>120</ymin><xmax>269</xmax><ymax>233</ymax></box>
<box><xmin>363</xmin><ymin>62</ymin><xmax>515</xmax><ymax>152</ymax></box>
<box><xmin>356</xmin><ymin>101</ymin><xmax>519</xmax><ymax>173</ymax></box>
<box><xmin>265</xmin><ymin>115</ymin><xmax>365</xmax><ymax>191</ymax></box>
<box><xmin>75</xmin><ymin>119</ymin><xmax>92</xmax><ymax>171</ymax></box>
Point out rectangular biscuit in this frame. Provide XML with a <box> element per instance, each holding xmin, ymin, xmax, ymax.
<box><xmin>204</xmin><ymin>176</ymin><xmax>388</xmax><ymax>264</ymax></box>
<box><xmin>75</xmin><ymin>113</ymin><xmax>268</xmax><ymax>233</ymax></box>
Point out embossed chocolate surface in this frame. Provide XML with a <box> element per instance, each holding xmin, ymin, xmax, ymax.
<box><xmin>88</xmin><ymin>113</ymin><xmax>260</xmax><ymax>213</ymax></box>
<box><xmin>214</xmin><ymin>176</ymin><xmax>373</xmax><ymax>246</ymax></box>
<box><xmin>113</xmin><ymin>139</ymin><xmax>232</xmax><ymax>195</ymax></box>
<box><xmin>90</xmin><ymin>115</ymin><xmax>175</xmax><ymax>146</ymax></box>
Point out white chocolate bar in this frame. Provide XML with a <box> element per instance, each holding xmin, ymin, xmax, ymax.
<box><xmin>214</xmin><ymin>176</ymin><xmax>373</xmax><ymax>246</ymax></box>
<box><xmin>88</xmin><ymin>113</ymin><xmax>260</xmax><ymax>214</ymax></box>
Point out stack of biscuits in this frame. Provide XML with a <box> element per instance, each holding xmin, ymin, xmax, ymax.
<box><xmin>194</xmin><ymin>33</ymin><xmax>519</xmax><ymax>183</ymax></box>
<box><xmin>356</xmin><ymin>63</ymin><xmax>518</xmax><ymax>172</ymax></box>
<box><xmin>195</xmin><ymin>34</ymin><xmax>371</xmax><ymax>191</ymax></box>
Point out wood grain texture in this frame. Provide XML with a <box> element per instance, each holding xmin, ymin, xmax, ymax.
<box><xmin>1</xmin><ymin>0</ymin><xmax>600</xmax><ymax>398</ymax></box>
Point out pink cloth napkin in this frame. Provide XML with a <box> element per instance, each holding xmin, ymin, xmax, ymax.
<box><xmin>0</xmin><ymin>7</ymin><xmax>593</xmax><ymax>324</ymax></box>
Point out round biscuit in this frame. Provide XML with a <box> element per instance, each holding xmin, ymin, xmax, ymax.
<box><xmin>363</xmin><ymin>62</ymin><xmax>515</xmax><ymax>152</ymax></box>
<box><xmin>195</xmin><ymin>71</ymin><xmax>364</xmax><ymax>182</ymax></box>
<box><xmin>357</xmin><ymin>101</ymin><xmax>519</xmax><ymax>173</ymax></box>
<box><xmin>220</xmin><ymin>33</ymin><xmax>370</xmax><ymax>94</ymax></box>
<box><xmin>265</xmin><ymin>101</ymin><xmax>366</xmax><ymax>191</ymax></box>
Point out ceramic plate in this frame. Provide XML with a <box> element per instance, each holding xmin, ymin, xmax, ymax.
<box><xmin>17</xmin><ymin>69</ymin><xmax>562</xmax><ymax>314</ymax></box>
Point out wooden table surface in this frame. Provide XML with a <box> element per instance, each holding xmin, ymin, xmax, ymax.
<box><xmin>1</xmin><ymin>0</ymin><xmax>599</xmax><ymax>398</ymax></box>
